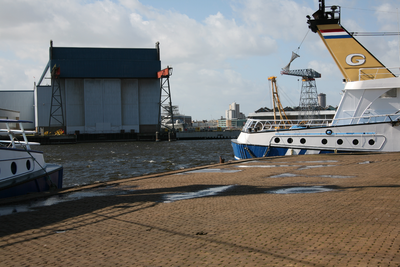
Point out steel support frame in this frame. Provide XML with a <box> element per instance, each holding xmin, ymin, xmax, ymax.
<box><xmin>298</xmin><ymin>78</ymin><xmax>319</xmax><ymax>120</ymax></box>
<box><xmin>49</xmin><ymin>65</ymin><xmax>65</xmax><ymax>128</ymax></box>
<box><xmin>159</xmin><ymin>74</ymin><xmax>175</xmax><ymax>132</ymax></box>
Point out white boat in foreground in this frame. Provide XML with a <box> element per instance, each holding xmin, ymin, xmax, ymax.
<box><xmin>0</xmin><ymin>119</ymin><xmax>63</xmax><ymax>198</ymax></box>
<box><xmin>232</xmin><ymin>0</ymin><xmax>400</xmax><ymax>159</ymax></box>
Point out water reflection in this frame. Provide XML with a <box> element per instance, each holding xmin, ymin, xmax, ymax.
<box><xmin>269</xmin><ymin>173</ymin><xmax>354</xmax><ymax>179</ymax></box>
<box><xmin>297</xmin><ymin>165</ymin><xmax>336</xmax><ymax>170</ymax></box>
<box><xmin>178</xmin><ymin>169</ymin><xmax>241</xmax><ymax>174</ymax></box>
<box><xmin>162</xmin><ymin>185</ymin><xmax>235</xmax><ymax>203</ymax></box>
<box><xmin>266</xmin><ymin>186</ymin><xmax>334</xmax><ymax>194</ymax></box>
<box><xmin>269</xmin><ymin>173</ymin><xmax>298</xmax><ymax>178</ymax></box>
<box><xmin>235</xmin><ymin>165</ymin><xmax>293</xmax><ymax>168</ymax></box>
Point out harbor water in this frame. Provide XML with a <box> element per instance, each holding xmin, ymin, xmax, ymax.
<box><xmin>38</xmin><ymin>139</ymin><xmax>234</xmax><ymax>188</ymax></box>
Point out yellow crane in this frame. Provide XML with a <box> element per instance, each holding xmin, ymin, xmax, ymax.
<box><xmin>268</xmin><ymin>76</ymin><xmax>291</xmax><ymax>129</ymax></box>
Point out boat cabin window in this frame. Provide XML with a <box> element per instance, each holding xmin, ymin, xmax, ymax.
<box><xmin>380</xmin><ymin>88</ymin><xmax>398</xmax><ymax>98</ymax></box>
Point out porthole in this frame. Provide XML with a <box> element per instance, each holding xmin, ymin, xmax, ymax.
<box><xmin>274</xmin><ymin>137</ymin><xmax>280</xmax><ymax>143</ymax></box>
<box><xmin>352</xmin><ymin>139</ymin><xmax>359</xmax><ymax>145</ymax></box>
<box><xmin>326</xmin><ymin>129</ymin><xmax>333</xmax><ymax>135</ymax></box>
<box><xmin>287</xmin><ymin>138</ymin><xmax>293</xmax><ymax>144</ymax></box>
<box><xmin>300</xmin><ymin>138</ymin><xmax>306</xmax><ymax>144</ymax></box>
<box><xmin>321</xmin><ymin>139</ymin><xmax>328</xmax><ymax>145</ymax></box>
<box><xmin>11</xmin><ymin>162</ymin><xmax>17</xmax><ymax>175</ymax></box>
<box><xmin>337</xmin><ymin>139</ymin><xmax>343</xmax><ymax>145</ymax></box>
<box><xmin>369</xmin><ymin>139</ymin><xmax>375</xmax><ymax>146</ymax></box>
<box><xmin>26</xmin><ymin>160</ymin><xmax>31</xmax><ymax>170</ymax></box>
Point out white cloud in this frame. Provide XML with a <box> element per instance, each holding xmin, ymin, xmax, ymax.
<box><xmin>0</xmin><ymin>0</ymin><xmax>397</xmax><ymax>119</ymax></box>
<box><xmin>234</xmin><ymin>0</ymin><xmax>314</xmax><ymax>41</ymax></box>
<box><xmin>0</xmin><ymin>58</ymin><xmax>39</xmax><ymax>89</ymax></box>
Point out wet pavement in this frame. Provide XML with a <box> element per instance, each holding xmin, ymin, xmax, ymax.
<box><xmin>1</xmin><ymin>152</ymin><xmax>400</xmax><ymax>266</ymax></box>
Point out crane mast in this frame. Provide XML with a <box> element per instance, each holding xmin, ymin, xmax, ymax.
<box><xmin>281</xmin><ymin>52</ymin><xmax>322</xmax><ymax>121</ymax></box>
<box><xmin>268</xmin><ymin>76</ymin><xmax>291</xmax><ymax>129</ymax></box>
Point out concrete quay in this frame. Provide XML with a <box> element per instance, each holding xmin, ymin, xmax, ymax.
<box><xmin>1</xmin><ymin>152</ymin><xmax>400</xmax><ymax>266</ymax></box>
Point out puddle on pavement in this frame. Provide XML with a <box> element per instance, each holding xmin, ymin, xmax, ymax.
<box><xmin>266</xmin><ymin>186</ymin><xmax>335</xmax><ymax>194</ymax></box>
<box><xmin>162</xmin><ymin>185</ymin><xmax>235</xmax><ymax>203</ymax></box>
<box><xmin>295</xmin><ymin>160</ymin><xmax>338</xmax><ymax>163</ymax></box>
<box><xmin>297</xmin><ymin>165</ymin><xmax>336</xmax><ymax>170</ymax></box>
<box><xmin>0</xmin><ymin>187</ymin><xmax>134</xmax><ymax>216</ymax></box>
<box><xmin>269</xmin><ymin>173</ymin><xmax>299</xmax><ymax>178</ymax></box>
<box><xmin>235</xmin><ymin>165</ymin><xmax>295</xmax><ymax>168</ymax></box>
<box><xmin>318</xmin><ymin>175</ymin><xmax>355</xmax><ymax>178</ymax></box>
<box><xmin>269</xmin><ymin>173</ymin><xmax>354</xmax><ymax>179</ymax></box>
<box><xmin>178</xmin><ymin>169</ymin><xmax>241</xmax><ymax>175</ymax></box>
<box><xmin>237</xmin><ymin>160</ymin><xmax>262</xmax><ymax>164</ymax></box>
<box><xmin>236</xmin><ymin>160</ymin><xmax>338</xmax><ymax>170</ymax></box>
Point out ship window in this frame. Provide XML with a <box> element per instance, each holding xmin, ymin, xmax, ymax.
<box><xmin>274</xmin><ymin>137</ymin><xmax>280</xmax><ymax>143</ymax></box>
<box><xmin>353</xmin><ymin>139</ymin><xmax>359</xmax><ymax>145</ymax></box>
<box><xmin>11</xmin><ymin>162</ymin><xmax>17</xmax><ymax>175</ymax></box>
<box><xmin>26</xmin><ymin>160</ymin><xmax>31</xmax><ymax>170</ymax></box>
<box><xmin>337</xmin><ymin>139</ymin><xmax>343</xmax><ymax>145</ymax></box>
<box><xmin>287</xmin><ymin>138</ymin><xmax>293</xmax><ymax>144</ymax></box>
<box><xmin>369</xmin><ymin>139</ymin><xmax>375</xmax><ymax>145</ymax></box>
<box><xmin>321</xmin><ymin>139</ymin><xmax>328</xmax><ymax>145</ymax></box>
<box><xmin>380</xmin><ymin>88</ymin><xmax>397</xmax><ymax>98</ymax></box>
<box><xmin>300</xmin><ymin>138</ymin><xmax>306</xmax><ymax>144</ymax></box>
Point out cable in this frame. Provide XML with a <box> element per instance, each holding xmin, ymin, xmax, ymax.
<box><xmin>350</xmin><ymin>32</ymin><xmax>400</xmax><ymax>36</ymax></box>
<box><xmin>297</xmin><ymin>29</ymin><xmax>310</xmax><ymax>51</ymax></box>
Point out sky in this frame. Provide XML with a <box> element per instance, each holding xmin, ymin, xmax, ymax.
<box><xmin>1</xmin><ymin>0</ymin><xmax>399</xmax><ymax>121</ymax></box>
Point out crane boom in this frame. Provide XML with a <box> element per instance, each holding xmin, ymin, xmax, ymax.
<box><xmin>281</xmin><ymin>68</ymin><xmax>321</xmax><ymax>79</ymax></box>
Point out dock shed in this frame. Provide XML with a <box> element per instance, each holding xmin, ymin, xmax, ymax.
<box><xmin>36</xmin><ymin>41</ymin><xmax>162</xmax><ymax>135</ymax></box>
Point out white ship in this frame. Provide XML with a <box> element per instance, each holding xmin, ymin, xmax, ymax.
<box><xmin>232</xmin><ymin>0</ymin><xmax>400</xmax><ymax>159</ymax></box>
<box><xmin>0</xmin><ymin>119</ymin><xmax>63</xmax><ymax>198</ymax></box>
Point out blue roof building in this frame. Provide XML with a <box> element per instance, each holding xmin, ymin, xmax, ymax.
<box><xmin>32</xmin><ymin>41</ymin><xmax>163</xmax><ymax>135</ymax></box>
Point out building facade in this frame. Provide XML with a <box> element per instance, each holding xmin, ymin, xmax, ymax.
<box><xmin>0</xmin><ymin>43</ymin><xmax>163</xmax><ymax>135</ymax></box>
<box><xmin>35</xmin><ymin>42</ymin><xmax>162</xmax><ymax>134</ymax></box>
<box><xmin>219</xmin><ymin>102</ymin><xmax>247</xmax><ymax>129</ymax></box>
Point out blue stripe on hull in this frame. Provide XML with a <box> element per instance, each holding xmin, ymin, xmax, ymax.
<box><xmin>231</xmin><ymin>141</ymin><xmax>288</xmax><ymax>159</ymax></box>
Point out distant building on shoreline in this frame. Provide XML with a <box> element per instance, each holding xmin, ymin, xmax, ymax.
<box><xmin>218</xmin><ymin>102</ymin><xmax>247</xmax><ymax>129</ymax></box>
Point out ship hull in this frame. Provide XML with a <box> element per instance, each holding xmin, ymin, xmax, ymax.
<box><xmin>232</xmin><ymin>121</ymin><xmax>400</xmax><ymax>160</ymax></box>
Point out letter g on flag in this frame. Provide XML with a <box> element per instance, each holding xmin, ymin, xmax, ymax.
<box><xmin>346</xmin><ymin>54</ymin><xmax>366</xmax><ymax>66</ymax></box>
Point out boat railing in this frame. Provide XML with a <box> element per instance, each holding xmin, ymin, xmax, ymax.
<box><xmin>359</xmin><ymin>67</ymin><xmax>400</xmax><ymax>80</ymax></box>
<box><xmin>242</xmin><ymin>118</ymin><xmax>331</xmax><ymax>133</ymax></box>
<box><xmin>0</xmin><ymin>120</ymin><xmax>38</xmax><ymax>150</ymax></box>
<box><xmin>331</xmin><ymin>113</ymin><xmax>400</xmax><ymax>126</ymax></box>
<box><xmin>243</xmin><ymin>113</ymin><xmax>400</xmax><ymax>132</ymax></box>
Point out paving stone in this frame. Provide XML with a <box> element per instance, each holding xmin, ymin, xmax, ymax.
<box><xmin>0</xmin><ymin>152</ymin><xmax>400</xmax><ymax>266</ymax></box>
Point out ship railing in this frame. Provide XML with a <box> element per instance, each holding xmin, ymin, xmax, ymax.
<box><xmin>0</xmin><ymin>120</ymin><xmax>39</xmax><ymax>150</ymax></box>
<box><xmin>243</xmin><ymin>113</ymin><xmax>400</xmax><ymax>132</ymax></box>
<box><xmin>331</xmin><ymin>113</ymin><xmax>400</xmax><ymax>126</ymax></box>
<box><xmin>242</xmin><ymin>119</ymin><xmax>331</xmax><ymax>133</ymax></box>
<box><xmin>359</xmin><ymin>67</ymin><xmax>400</xmax><ymax>80</ymax></box>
